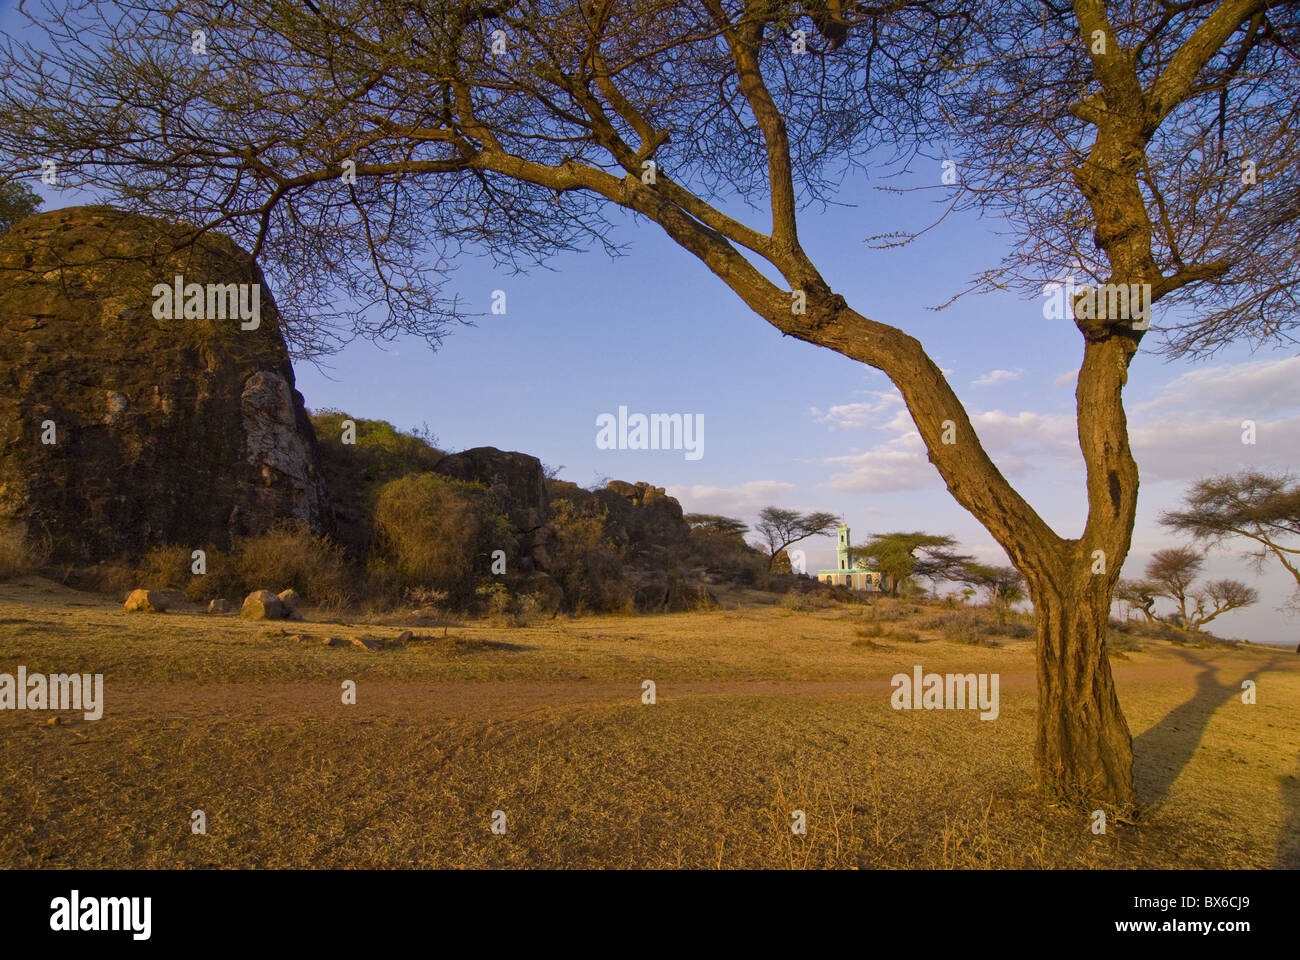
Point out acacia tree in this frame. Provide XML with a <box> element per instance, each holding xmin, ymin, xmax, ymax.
<box><xmin>2</xmin><ymin>0</ymin><xmax>1296</xmax><ymax>806</ymax></box>
<box><xmin>1159</xmin><ymin>471</ymin><xmax>1300</xmax><ymax>609</ymax></box>
<box><xmin>684</xmin><ymin>514</ymin><xmax>751</xmax><ymax>539</ymax></box>
<box><xmin>1185</xmin><ymin>578</ymin><xmax>1258</xmax><ymax>631</ymax></box>
<box><xmin>753</xmin><ymin>507</ymin><xmax>839</xmax><ymax>569</ymax></box>
<box><xmin>1115</xmin><ymin>578</ymin><xmax>1158</xmax><ymax>622</ymax></box>
<box><xmin>1143</xmin><ymin>546</ymin><xmax>1258</xmax><ymax>630</ymax></box>
<box><xmin>860</xmin><ymin>531</ymin><xmax>971</xmax><ymax>596</ymax></box>
<box><xmin>960</xmin><ymin>563</ymin><xmax>1027</xmax><ymax>607</ymax></box>
<box><xmin>1144</xmin><ymin>546</ymin><xmax>1205</xmax><ymax>623</ymax></box>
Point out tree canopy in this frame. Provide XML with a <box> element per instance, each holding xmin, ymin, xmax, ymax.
<box><xmin>859</xmin><ymin>531</ymin><xmax>972</xmax><ymax>597</ymax></box>
<box><xmin>752</xmin><ymin>506</ymin><xmax>839</xmax><ymax>570</ymax></box>
<box><xmin>684</xmin><ymin>513</ymin><xmax>750</xmax><ymax>539</ymax></box>
<box><xmin>0</xmin><ymin>180</ymin><xmax>42</xmax><ymax>235</ymax></box>
<box><xmin>1159</xmin><ymin>471</ymin><xmax>1300</xmax><ymax>608</ymax></box>
<box><xmin>1140</xmin><ymin>546</ymin><xmax>1258</xmax><ymax>631</ymax></box>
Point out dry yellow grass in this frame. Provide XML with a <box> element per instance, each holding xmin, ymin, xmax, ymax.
<box><xmin>0</xmin><ymin>576</ymin><xmax>1295</xmax><ymax>868</ymax></box>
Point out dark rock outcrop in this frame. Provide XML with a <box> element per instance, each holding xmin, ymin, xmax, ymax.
<box><xmin>0</xmin><ymin>206</ymin><xmax>330</xmax><ymax>562</ymax></box>
<box><xmin>434</xmin><ymin>446</ymin><xmax>552</xmax><ymax>572</ymax></box>
<box><xmin>595</xmin><ymin>480</ymin><xmax>690</xmax><ymax>550</ymax></box>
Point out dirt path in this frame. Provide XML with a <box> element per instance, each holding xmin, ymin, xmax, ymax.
<box><xmin>42</xmin><ymin>657</ymin><xmax>1279</xmax><ymax>723</ymax></box>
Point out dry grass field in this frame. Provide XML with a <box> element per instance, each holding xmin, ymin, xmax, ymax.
<box><xmin>0</xmin><ymin>575</ymin><xmax>1296</xmax><ymax>869</ymax></box>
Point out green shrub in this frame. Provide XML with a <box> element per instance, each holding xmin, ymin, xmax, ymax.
<box><xmin>310</xmin><ymin>410</ymin><xmax>444</xmax><ymax>484</ymax></box>
<box><xmin>547</xmin><ymin>498</ymin><xmax>630</xmax><ymax>614</ymax></box>
<box><xmin>132</xmin><ymin>543</ymin><xmax>241</xmax><ymax>602</ymax></box>
<box><xmin>372</xmin><ymin>472</ymin><xmax>512</xmax><ymax>608</ymax></box>
<box><xmin>780</xmin><ymin>588</ymin><xmax>834</xmax><ymax>611</ymax></box>
<box><xmin>919</xmin><ymin>608</ymin><xmax>1029</xmax><ymax>645</ymax></box>
<box><xmin>0</xmin><ymin>526</ymin><xmax>46</xmax><ymax>581</ymax></box>
<box><xmin>308</xmin><ymin>410</ymin><xmax>446</xmax><ymax>556</ymax></box>
<box><xmin>233</xmin><ymin>520</ymin><xmax>352</xmax><ymax>605</ymax></box>
<box><xmin>1107</xmin><ymin>629</ymin><xmax>1143</xmax><ymax>654</ymax></box>
<box><xmin>885</xmin><ymin>628</ymin><xmax>921</xmax><ymax>643</ymax></box>
<box><xmin>133</xmin><ymin>544</ymin><xmax>191</xmax><ymax>592</ymax></box>
<box><xmin>474</xmin><ymin>581</ymin><xmax>548</xmax><ymax>627</ymax></box>
<box><xmin>938</xmin><ymin>610</ymin><xmax>994</xmax><ymax>645</ymax></box>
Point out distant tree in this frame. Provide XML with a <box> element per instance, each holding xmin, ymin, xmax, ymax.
<box><xmin>685</xmin><ymin>514</ymin><xmax>749</xmax><ymax>538</ymax></box>
<box><xmin>686</xmin><ymin>512</ymin><xmax>759</xmax><ymax>576</ymax></box>
<box><xmin>1115</xmin><ymin>579</ymin><xmax>1158</xmax><ymax>623</ymax></box>
<box><xmin>0</xmin><ymin>180</ymin><xmax>41</xmax><ymax>235</ymax></box>
<box><xmin>1159</xmin><ymin>472</ymin><xmax>1300</xmax><ymax>611</ymax></box>
<box><xmin>960</xmin><ymin>563</ymin><xmax>1026</xmax><ymax>607</ymax></box>
<box><xmin>752</xmin><ymin>507</ymin><xmax>838</xmax><ymax>571</ymax></box>
<box><xmin>915</xmin><ymin>544</ymin><xmax>978</xmax><ymax>586</ymax></box>
<box><xmin>860</xmin><ymin>532</ymin><xmax>969</xmax><ymax>597</ymax></box>
<box><xmin>1142</xmin><ymin>547</ymin><xmax>1258</xmax><ymax>632</ymax></box>
<box><xmin>1185</xmin><ymin>579</ymin><xmax>1259</xmax><ymax>633</ymax></box>
<box><xmin>1144</xmin><ymin>547</ymin><xmax>1205</xmax><ymax>623</ymax></box>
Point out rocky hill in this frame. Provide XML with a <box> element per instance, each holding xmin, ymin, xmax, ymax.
<box><xmin>0</xmin><ymin>205</ymin><xmax>742</xmax><ymax>613</ymax></box>
<box><xmin>0</xmin><ymin>206</ymin><xmax>330</xmax><ymax>562</ymax></box>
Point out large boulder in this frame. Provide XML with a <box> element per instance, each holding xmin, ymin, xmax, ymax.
<box><xmin>123</xmin><ymin>588</ymin><xmax>167</xmax><ymax>613</ymax></box>
<box><xmin>240</xmin><ymin>589</ymin><xmax>284</xmax><ymax>620</ymax></box>
<box><xmin>433</xmin><ymin>446</ymin><xmax>551</xmax><ymax>573</ymax></box>
<box><xmin>277</xmin><ymin>588</ymin><xmax>304</xmax><ymax>621</ymax></box>
<box><xmin>0</xmin><ymin>206</ymin><xmax>331</xmax><ymax>563</ymax></box>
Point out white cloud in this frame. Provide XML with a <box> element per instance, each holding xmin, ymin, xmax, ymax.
<box><xmin>809</xmin><ymin>390</ymin><xmax>904</xmax><ymax>429</ymax></box>
<box><xmin>971</xmin><ymin>368</ymin><xmax>1023</xmax><ymax>387</ymax></box>
<box><xmin>812</xmin><ymin>354</ymin><xmax>1300</xmax><ymax>495</ymax></box>
<box><xmin>970</xmin><ymin>409</ymin><xmax>1078</xmax><ymax>474</ymax></box>
<box><xmin>1052</xmin><ymin>368</ymin><xmax>1079</xmax><ymax>388</ymax></box>
<box><xmin>818</xmin><ymin>407</ymin><xmax>1078</xmax><ymax>493</ymax></box>
<box><xmin>825</xmin><ymin>441</ymin><xmax>937</xmax><ymax>494</ymax></box>
<box><xmin>666</xmin><ymin>480</ymin><xmax>798</xmax><ymax>518</ymax></box>
<box><xmin>1120</xmin><ymin>354</ymin><xmax>1300</xmax><ymax>483</ymax></box>
<box><xmin>1133</xmin><ymin>354</ymin><xmax>1300</xmax><ymax>421</ymax></box>
<box><xmin>1130</xmin><ymin>413</ymin><xmax>1300</xmax><ymax>483</ymax></box>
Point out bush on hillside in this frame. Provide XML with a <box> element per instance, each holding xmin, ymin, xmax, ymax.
<box><xmin>310</xmin><ymin>410</ymin><xmax>444</xmax><ymax>483</ymax></box>
<box><xmin>233</xmin><ymin>520</ymin><xmax>352</xmax><ymax>606</ymax></box>
<box><xmin>547</xmin><ymin>498</ymin><xmax>631</xmax><ymax>613</ymax></box>
<box><xmin>372</xmin><ymin>472</ymin><xmax>513</xmax><ymax>608</ymax></box>
<box><xmin>0</xmin><ymin>526</ymin><xmax>47</xmax><ymax>581</ymax></box>
<box><xmin>133</xmin><ymin>542</ymin><xmax>243</xmax><ymax>602</ymax></box>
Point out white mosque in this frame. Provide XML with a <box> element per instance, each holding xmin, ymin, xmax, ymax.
<box><xmin>816</xmin><ymin>524</ymin><xmax>887</xmax><ymax>592</ymax></box>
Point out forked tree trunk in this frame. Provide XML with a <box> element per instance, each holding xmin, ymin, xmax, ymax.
<box><xmin>1030</xmin><ymin>575</ymin><xmax>1135</xmax><ymax>808</ymax></box>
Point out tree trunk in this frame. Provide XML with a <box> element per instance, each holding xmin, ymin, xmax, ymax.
<box><xmin>1031</xmin><ymin>576</ymin><xmax>1135</xmax><ymax>808</ymax></box>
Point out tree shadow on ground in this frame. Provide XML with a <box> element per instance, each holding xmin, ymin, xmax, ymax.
<box><xmin>1133</xmin><ymin>648</ymin><xmax>1278</xmax><ymax>806</ymax></box>
<box><xmin>1279</xmin><ymin>756</ymin><xmax>1300</xmax><ymax>869</ymax></box>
